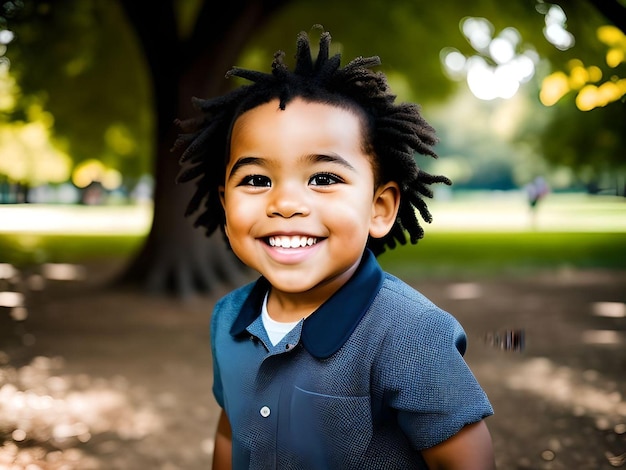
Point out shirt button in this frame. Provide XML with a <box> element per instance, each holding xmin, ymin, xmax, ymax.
<box><xmin>260</xmin><ymin>406</ymin><xmax>271</xmax><ymax>418</ymax></box>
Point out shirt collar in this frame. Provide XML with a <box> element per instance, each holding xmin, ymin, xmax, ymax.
<box><xmin>230</xmin><ymin>249</ymin><xmax>384</xmax><ymax>358</ymax></box>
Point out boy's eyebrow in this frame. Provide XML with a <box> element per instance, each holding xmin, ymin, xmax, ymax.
<box><xmin>228</xmin><ymin>156</ymin><xmax>264</xmax><ymax>179</ymax></box>
<box><xmin>308</xmin><ymin>153</ymin><xmax>357</xmax><ymax>171</ymax></box>
<box><xmin>228</xmin><ymin>153</ymin><xmax>357</xmax><ymax>179</ymax></box>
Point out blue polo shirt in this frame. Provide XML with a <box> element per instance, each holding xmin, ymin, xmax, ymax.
<box><xmin>211</xmin><ymin>250</ymin><xmax>493</xmax><ymax>469</ymax></box>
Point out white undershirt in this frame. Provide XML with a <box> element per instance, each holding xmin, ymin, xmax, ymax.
<box><xmin>261</xmin><ymin>292</ymin><xmax>300</xmax><ymax>346</ymax></box>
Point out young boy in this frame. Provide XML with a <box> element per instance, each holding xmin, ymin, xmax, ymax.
<box><xmin>174</xmin><ymin>28</ymin><xmax>495</xmax><ymax>470</ymax></box>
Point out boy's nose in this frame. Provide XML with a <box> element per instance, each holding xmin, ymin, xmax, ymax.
<box><xmin>266</xmin><ymin>186</ymin><xmax>310</xmax><ymax>218</ymax></box>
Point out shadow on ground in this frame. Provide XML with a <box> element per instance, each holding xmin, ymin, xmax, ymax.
<box><xmin>1</xmin><ymin>261</ymin><xmax>625</xmax><ymax>469</ymax></box>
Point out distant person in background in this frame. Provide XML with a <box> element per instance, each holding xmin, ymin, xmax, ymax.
<box><xmin>80</xmin><ymin>180</ymin><xmax>105</xmax><ymax>205</ymax></box>
<box><xmin>174</xmin><ymin>27</ymin><xmax>495</xmax><ymax>469</ymax></box>
<box><xmin>526</xmin><ymin>176</ymin><xmax>550</xmax><ymax>228</ymax></box>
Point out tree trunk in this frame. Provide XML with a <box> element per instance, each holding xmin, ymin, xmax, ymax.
<box><xmin>115</xmin><ymin>0</ymin><xmax>290</xmax><ymax>298</ymax></box>
<box><xmin>114</xmin><ymin>124</ymin><xmax>252</xmax><ymax>298</ymax></box>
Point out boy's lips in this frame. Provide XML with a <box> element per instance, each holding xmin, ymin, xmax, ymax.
<box><xmin>260</xmin><ymin>234</ymin><xmax>324</xmax><ymax>265</ymax></box>
<box><xmin>267</xmin><ymin>235</ymin><xmax>319</xmax><ymax>248</ymax></box>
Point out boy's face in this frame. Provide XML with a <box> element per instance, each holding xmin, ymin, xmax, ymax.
<box><xmin>220</xmin><ymin>98</ymin><xmax>398</xmax><ymax>301</ymax></box>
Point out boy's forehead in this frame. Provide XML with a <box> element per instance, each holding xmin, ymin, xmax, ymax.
<box><xmin>227</xmin><ymin>98</ymin><xmax>377</xmax><ymax>173</ymax></box>
<box><xmin>231</xmin><ymin>98</ymin><xmax>368</xmax><ymax>139</ymax></box>
<box><xmin>230</xmin><ymin>98</ymin><xmax>367</xmax><ymax>147</ymax></box>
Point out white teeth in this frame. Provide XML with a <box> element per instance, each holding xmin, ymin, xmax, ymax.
<box><xmin>269</xmin><ymin>236</ymin><xmax>317</xmax><ymax>248</ymax></box>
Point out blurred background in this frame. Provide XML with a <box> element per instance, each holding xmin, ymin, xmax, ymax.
<box><xmin>0</xmin><ymin>0</ymin><xmax>625</xmax><ymax>468</ymax></box>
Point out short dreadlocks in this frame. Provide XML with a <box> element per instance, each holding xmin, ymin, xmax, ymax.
<box><xmin>173</xmin><ymin>28</ymin><xmax>451</xmax><ymax>256</ymax></box>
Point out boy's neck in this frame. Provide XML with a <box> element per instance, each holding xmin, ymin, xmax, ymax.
<box><xmin>266</xmin><ymin>261</ymin><xmax>361</xmax><ymax>322</ymax></box>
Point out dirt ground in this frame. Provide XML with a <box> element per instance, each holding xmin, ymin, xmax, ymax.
<box><xmin>1</xmin><ymin>261</ymin><xmax>625</xmax><ymax>470</ymax></box>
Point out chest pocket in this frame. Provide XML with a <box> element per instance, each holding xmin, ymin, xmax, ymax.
<box><xmin>287</xmin><ymin>386</ymin><xmax>373</xmax><ymax>468</ymax></box>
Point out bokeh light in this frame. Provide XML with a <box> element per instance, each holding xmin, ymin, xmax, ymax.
<box><xmin>71</xmin><ymin>159</ymin><xmax>122</xmax><ymax>191</ymax></box>
<box><xmin>441</xmin><ymin>17</ymin><xmax>538</xmax><ymax>101</ymax></box>
<box><xmin>541</xmin><ymin>4</ymin><xmax>575</xmax><ymax>51</ymax></box>
<box><xmin>0</xmin><ymin>122</ymin><xmax>72</xmax><ymax>184</ymax></box>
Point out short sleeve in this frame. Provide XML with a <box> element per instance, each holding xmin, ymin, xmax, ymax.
<box><xmin>379</xmin><ymin>304</ymin><xmax>493</xmax><ymax>450</ymax></box>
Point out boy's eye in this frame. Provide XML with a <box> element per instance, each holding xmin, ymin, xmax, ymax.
<box><xmin>240</xmin><ymin>175</ymin><xmax>271</xmax><ymax>187</ymax></box>
<box><xmin>309</xmin><ymin>173</ymin><xmax>342</xmax><ymax>186</ymax></box>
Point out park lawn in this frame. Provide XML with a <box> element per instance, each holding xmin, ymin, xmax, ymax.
<box><xmin>0</xmin><ymin>231</ymin><xmax>624</xmax><ymax>279</ymax></box>
<box><xmin>379</xmin><ymin>231</ymin><xmax>626</xmax><ymax>279</ymax></box>
<box><xmin>0</xmin><ymin>233</ymin><xmax>144</xmax><ymax>267</ymax></box>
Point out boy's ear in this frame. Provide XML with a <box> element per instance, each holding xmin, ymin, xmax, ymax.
<box><xmin>370</xmin><ymin>181</ymin><xmax>400</xmax><ymax>239</ymax></box>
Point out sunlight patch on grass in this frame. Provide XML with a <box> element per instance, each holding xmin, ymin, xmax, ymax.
<box><xmin>0</xmin><ymin>203</ymin><xmax>152</xmax><ymax>235</ymax></box>
<box><xmin>428</xmin><ymin>192</ymin><xmax>626</xmax><ymax>232</ymax></box>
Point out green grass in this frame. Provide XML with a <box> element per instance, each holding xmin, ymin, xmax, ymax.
<box><xmin>0</xmin><ymin>233</ymin><xmax>144</xmax><ymax>267</ymax></box>
<box><xmin>378</xmin><ymin>231</ymin><xmax>626</xmax><ymax>279</ymax></box>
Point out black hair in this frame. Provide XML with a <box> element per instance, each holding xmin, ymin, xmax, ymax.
<box><xmin>173</xmin><ymin>27</ymin><xmax>451</xmax><ymax>256</ymax></box>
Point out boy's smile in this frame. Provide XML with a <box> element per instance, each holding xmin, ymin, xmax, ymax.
<box><xmin>219</xmin><ymin>98</ymin><xmax>399</xmax><ymax>320</ymax></box>
<box><xmin>267</xmin><ymin>235</ymin><xmax>318</xmax><ymax>248</ymax></box>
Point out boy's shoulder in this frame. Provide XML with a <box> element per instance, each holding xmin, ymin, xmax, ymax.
<box><xmin>379</xmin><ymin>272</ymin><xmax>436</xmax><ymax>307</ymax></box>
<box><xmin>377</xmin><ymin>272</ymin><xmax>462</xmax><ymax>329</ymax></box>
